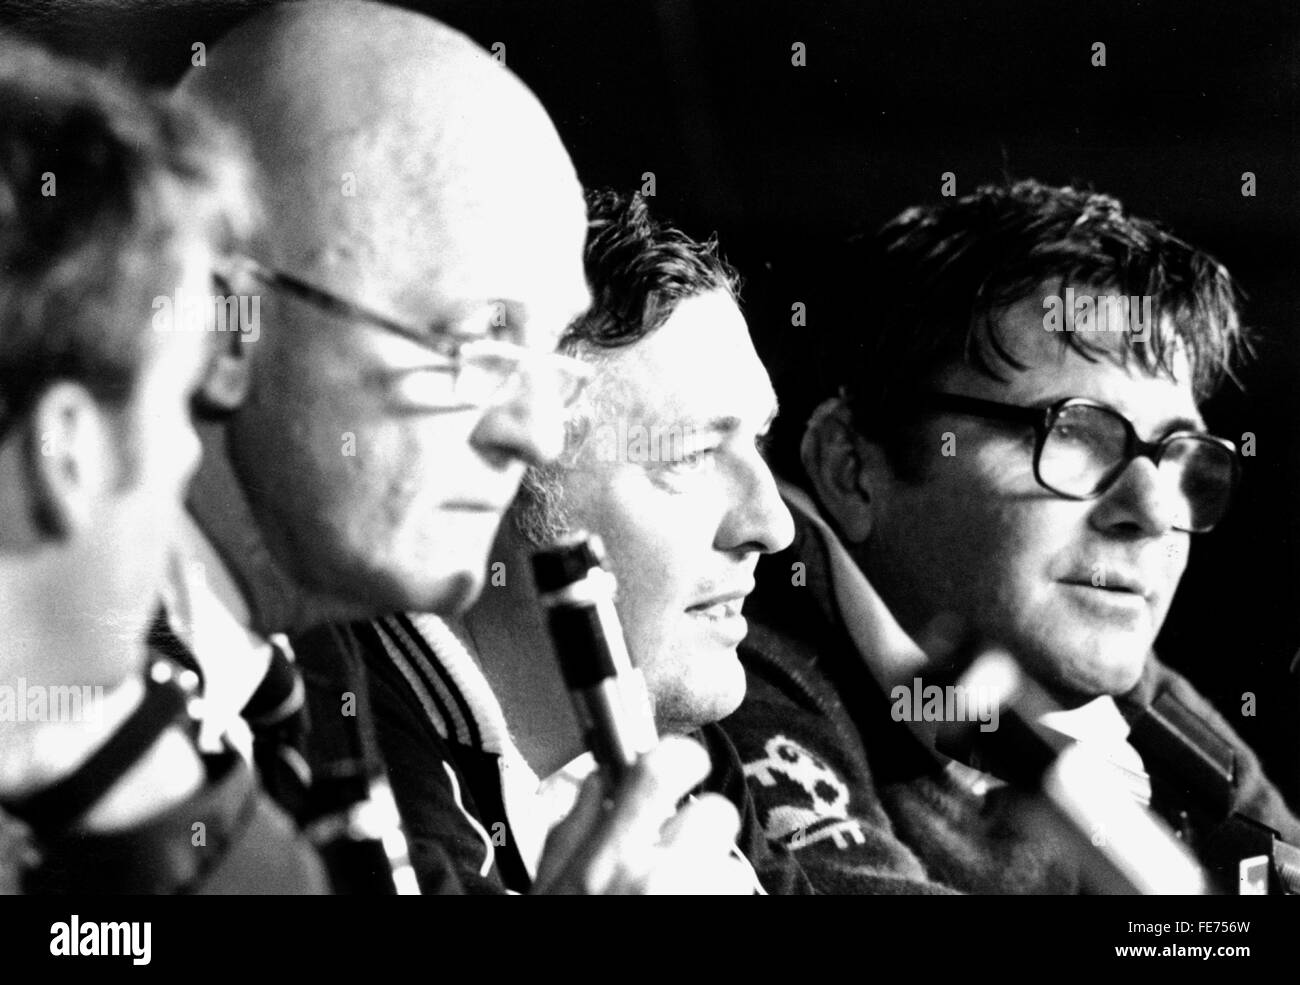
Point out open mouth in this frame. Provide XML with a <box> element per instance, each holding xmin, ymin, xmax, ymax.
<box><xmin>686</xmin><ymin>597</ymin><xmax>745</xmax><ymax>621</ymax></box>
<box><xmin>439</xmin><ymin>500</ymin><xmax>505</xmax><ymax>512</ymax></box>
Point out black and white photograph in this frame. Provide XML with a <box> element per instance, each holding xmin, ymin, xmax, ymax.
<box><xmin>0</xmin><ymin>0</ymin><xmax>1296</xmax><ymax>966</ymax></box>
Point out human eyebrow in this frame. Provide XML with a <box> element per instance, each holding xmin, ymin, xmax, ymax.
<box><xmin>1154</xmin><ymin>415</ymin><xmax>1209</xmax><ymax>439</ymax></box>
<box><xmin>696</xmin><ymin>415</ymin><xmax>742</xmax><ymax>436</ymax></box>
<box><xmin>687</xmin><ymin>397</ymin><xmax>780</xmax><ymax>438</ymax></box>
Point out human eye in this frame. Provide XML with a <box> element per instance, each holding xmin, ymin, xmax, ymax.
<box><xmin>1048</xmin><ymin>406</ymin><xmax>1126</xmax><ymax>467</ymax></box>
<box><xmin>672</xmin><ymin>445</ymin><xmax>717</xmax><ymax>471</ymax></box>
<box><xmin>664</xmin><ymin>437</ymin><xmax>719</xmax><ymax>472</ymax></box>
<box><xmin>479</xmin><ymin>301</ymin><xmax>525</xmax><ymax>345</ymax></box>
<box><xmin>646</xmin><ymin>428</ymin><xmax>721</xmax><ymax>487</ymax></box>
<box><xmin>388</xmin><ymin>363</ymin><xmax>459</xmax><ymax>406</ymax></box>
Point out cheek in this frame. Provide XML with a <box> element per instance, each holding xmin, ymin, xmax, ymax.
<box><xmin>352</xmin><ymin>423</ymin><xmax>473</xmax><ymax>554</ymax></box>
<box><xmin>1156</xmin><ymin>537</ymin><xmax>1190</xmax><ymax>598</ymax></box>
<box><xmin>583</xmin><ymin>491</ymin><xmax>674</xmax><ymax>602</ymax></box>
<box><xmin>568</xmin><ymin>474</ymin><xmax>708</xmax><ymax>640</ymax></box>
<box><xmin>895</xmin><ymin>460</ymin><xmax>1063</xmax><ymax>600</ymax></box>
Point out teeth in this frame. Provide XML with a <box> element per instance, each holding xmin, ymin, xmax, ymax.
<box><xmin>691</xmin><ymin>600</ymin><xmax>740</xmax><ymax>620</ymax></box>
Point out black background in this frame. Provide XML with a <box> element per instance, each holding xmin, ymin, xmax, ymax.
<box><xmin>5</xmin><ymin>0</ymin><xmax>1298</xmax><ymax>808</ymax></box>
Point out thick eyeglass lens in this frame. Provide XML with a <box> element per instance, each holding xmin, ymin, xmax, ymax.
<box><xmin>1038</xmin><ymin>403</ymin><xmax>1128</xmax><ymax>496</ymax></box>
<box><xmin>1038</xmin><ymin>403</ymin><xmax>1234</xmax><ymax>531</ymax></box>
<box><xmin>1162</xmin><ymin>437</ymin><xmax>1235</xmax><ymax>532</ymax></box>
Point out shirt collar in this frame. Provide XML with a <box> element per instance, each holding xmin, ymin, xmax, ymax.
<box><xmin>780</xmin><ymin>480</ymin><xmax>1148</xmax><ymax>802</ymax></box>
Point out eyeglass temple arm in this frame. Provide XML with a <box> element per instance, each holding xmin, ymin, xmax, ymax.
<box><xmin>925</xmin><ymin>393</ymin><xmax>1047</xmax><ymax>427</ymax></box>
<box><xmin>232</xmin><ymin>257</ymin><xmax>448</xmax><ymax>350</ymax></box>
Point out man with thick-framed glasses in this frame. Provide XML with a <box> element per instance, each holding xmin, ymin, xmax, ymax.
<box><xmin>169</xmin><ymin>0</ymin><xmax>755</xmax><ymax>894</ymax></box>
<box><xmin>721</xmin><ymin>178</ymin><xmax>1300</xmax><ymax>893</ymax></box>
<box><xmin>917</xmin><ymin>393</ymin><xmax>1239</xmax><ymax>535</ymax></box>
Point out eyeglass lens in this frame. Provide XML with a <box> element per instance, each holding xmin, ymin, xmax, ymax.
<box><xmin>1038</xmin><ymin>403</ymin><xmax>1234</xmax><ymax>530</ymax></box>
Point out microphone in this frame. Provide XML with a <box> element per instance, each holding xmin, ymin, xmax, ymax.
<box><xmin>531</xmin><ymin>533</ymin><xmax>658</xmax><ymax>787</ymax></box>
<box><xmin>936</xmin><ymin>651</ymin><xmax>1206</xmax><ymax>894</ymax></box>
<box><xmin>1123</xmin><ymin>685</ymin><xmax>1300</xmax><ymax>894</ymax></box>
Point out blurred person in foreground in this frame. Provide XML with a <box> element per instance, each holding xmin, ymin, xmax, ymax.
<box><xmin>0</xmin><ymin>36</ymin><xmax>325</xmax><ymax>893</ymax></box>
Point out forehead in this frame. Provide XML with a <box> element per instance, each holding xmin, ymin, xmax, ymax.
<box><xmin>273</xmin><ymin>133</ymin><xmax>591</xmax><ymax>346</ymax></box>
<box><xmin>592</xmin><ymin>289</ymin><xmax>775</xmax><ymax>424</ymax></box>
<box><xmin>940</xmin><ymin>288</ymin><xmax>1203</xmax><ymax>432</ymax></box>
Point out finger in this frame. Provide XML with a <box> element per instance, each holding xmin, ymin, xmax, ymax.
<box><xmin>602</xmin><ymin>734</ymin><xmax>712</xmax><ymax>844</ymax></box>
<box><xmin>534</xmin><ymin>771</ymin><xmax>607</xmax><ymax>893</ymax></box>
<box><xmin>657</xmin><ymin>792</ymin><xmax>742</xmax><ymax>856</ymax></box>
<box><xmin>573</xmin><ymin>736</ymin><xmax>712</xmax><ymax>892</ymax></box>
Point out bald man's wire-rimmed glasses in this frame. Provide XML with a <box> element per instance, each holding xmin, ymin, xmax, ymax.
<box><xmin>227</xmin><ymin>255</ymin><xmax>593</xmax><ymax>409</ymax></box>
<box><xmin>922</xmin><ymin>393</ymin><xmax>1239</xmax><ymax>534</ymax></box>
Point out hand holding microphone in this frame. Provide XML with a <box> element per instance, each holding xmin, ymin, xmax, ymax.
<box><xmin>530</xmin><ymin>534</ymin><xmax>754</xmax><ymax>894</ymax></box>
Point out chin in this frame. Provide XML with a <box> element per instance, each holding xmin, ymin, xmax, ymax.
<box><xmin>1038</xmin><ymin>643</ymin><xmax>1148</xmax><ymax>705</ymax></box>
<box><xmin>418</xmin><ymin>567</ymin><xmax>484</xmax><ymax>617</ymax></box>
<box><xmin>325</xmin><ymin>551</ymin><xmax>486</xmax><ymax>618</ymax></box>
<box><xmin>654</xmin><ymin>663</ymin><xmax>748</xmax><ymax>733</ymax></box>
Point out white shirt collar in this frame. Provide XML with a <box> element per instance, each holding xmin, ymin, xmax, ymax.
<box><xmin>780</xmin><ymin>480</ymin><xmax>1149</xmax><ymax>803</ymax></box>
<box><xmin>159</xmin><ymin>512</ymin><xmax>273</xmax><ymax>757</ymax></box>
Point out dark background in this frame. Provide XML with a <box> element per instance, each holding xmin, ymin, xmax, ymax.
<box><xmin>5</xmin><ymin>0</ymin><xmax>1298</xmax><ymax>808</ymax></box>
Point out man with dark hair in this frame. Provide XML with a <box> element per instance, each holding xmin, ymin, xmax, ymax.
<box><xmin>343</xmin><ymin>188</ymin><xmax>813</xmax><ymax>893</ymax></box>
<box><xmin>0</xmin><ymin>37</ymin><xmax>325</xmax><ymax>893</ymax></box>
<box><xmin>723</xmin><ymin>178</ymin><xmax>1300</xmax><ymax>893</ymax></box>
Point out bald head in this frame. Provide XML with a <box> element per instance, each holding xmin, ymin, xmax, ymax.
<box><xmin>174</xmin><ymin>1</ymin><xmax>591</xmax><ymax>629</ymax></box>
<box><xmin>178</xmin><ymin>0</ymin><xmax>584</xmax><ymax>300</ymax></box>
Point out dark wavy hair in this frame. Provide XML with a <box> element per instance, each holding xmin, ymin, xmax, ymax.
<box><xmin>832</xmin><ymin>178</ymin><xmax>1247</xmax><ymax>475</ymax></box>
<box><xmin>515</xmin><ymin>187</ymin><xmax>741</xmax><ymax>544</ymax></box>
<box><xmin>558</xmin><ymin>187</ymin><xmax>740</xmax><ymax>353</ymax></box>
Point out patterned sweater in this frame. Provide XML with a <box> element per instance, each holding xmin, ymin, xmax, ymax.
<box><xmin>295</xmin><ymin>612</ymin><xmax>813</xmax><ymax>894</ymax></box>
<box><xmin>721</xmin><ymin>490</ymin><xmax>1300</xmax><ymax>894</ymax></box>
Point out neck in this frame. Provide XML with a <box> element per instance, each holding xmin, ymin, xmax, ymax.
<box><xmin>188</xmin><ymin>421</ymin><xmax>352</xmax><ymax>636</ymax></box>
<box><xmin>463</xmin><ymin>527</ymin><xmax>584</xmax><ymax>778</ymax></box>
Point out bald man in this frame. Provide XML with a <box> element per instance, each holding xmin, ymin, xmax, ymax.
<box><xmin>169</xmin><ymin>0</ymin><xmax>754</xmax><ymax>894</ymax></box>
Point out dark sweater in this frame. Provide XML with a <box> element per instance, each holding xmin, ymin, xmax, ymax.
<box><xmin>4</xmin><ymin>747</ymin><xmax>328</xmax><ymax>895</ymax></box>
<box><xmin>721</xmin><ymin>500</ymin><xmax>1300</xmax><ymax>894</ymax></box>
<box><xmin>297</xmin><ymin>613</ymin><xmax>814</xmax><ymax>895</ymax></box>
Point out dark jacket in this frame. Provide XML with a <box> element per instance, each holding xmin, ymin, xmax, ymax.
<box><xmin>721</xmin><ymin>497</ymin><xmax>1300</xmax><ymax>894</ymax></box>
<box><xmin>5</xmin><ymin>747</ymin><xmax>328</xmax><ymax>895</ymax></box>
<box><xmin>297</xmin><ymin>613</ymin><xmax>813</xmax><ymax>894</ymax></box>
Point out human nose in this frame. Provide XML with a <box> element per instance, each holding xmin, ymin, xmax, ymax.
<box><xmin>714</xmin><ymin>451</ymin><xmax>795</xmax><ymax>556</ymax></box>
<box><xmin>1088</xmin><ymin>454</ymin><xmax>1186</xmax><ymax>537</ymax></box>
<box><xmin>468</xmin><ymin>362</ymin><xmax>567</xmax><ymax>469</ymax></box>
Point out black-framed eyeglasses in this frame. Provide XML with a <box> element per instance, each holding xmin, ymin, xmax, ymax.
<box><xmin>922</xmin><ymin>393</ymin><xmax>1239</xmax><ymax>534</ymax></box>
<box><xmin>225</xmin><ymin>255</ymin><xmax>593</xmax><ymax>409</ymax></box>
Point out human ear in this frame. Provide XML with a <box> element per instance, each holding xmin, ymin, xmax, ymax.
<box><xmin>192</xmin><ymin>271</ymin><xmax>256</xmax><ymax>417</ymax></box>
<box><xmin>25</xmin><ymin>381</ymin><xmax>117</xmax><ymax>539</ymax></box>
<box><xmin>800</xmin><ymin>397</ymin><xmax>888</xmax><ymax>545</ymax></box>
